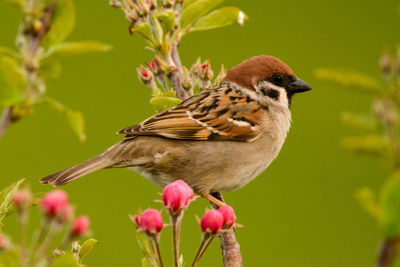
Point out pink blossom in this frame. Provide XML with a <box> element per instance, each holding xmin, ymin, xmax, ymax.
<box><xmin>12</xmin><ymin>189</ymin><xmax>32</xmax><ymax>210</ymax></box>
<box><xmin>40</xmin><ymin>190</ymin><xmax>68</xmax><ymax>218</ymax></box>
<box><xmin>163</xmin><ymin>180</ymin><xmax>194</xmax><ymax>214</ymax></box>
<box><xmin>200</xmin><ymin>210</ymin><xmax>224</xmax><ymax>234</ymax></box>
<box><xmin>59</xmin><ymin>204</ymin><xmax>75</xmax><ymax>222</ymax></box>
<box><xmin>140</xmin><ymin>209</ymin><xmax>163</xmax><ymax>235</ymax></box>
<box><xmin>218</xmin><ymin>205</ymin><xmax>236</xmax><ymax>228</ymax></box>
<box><xmin>71</xmin><ymin>216</ymin><xmax>90</xmax><ymax>237</ymax></box>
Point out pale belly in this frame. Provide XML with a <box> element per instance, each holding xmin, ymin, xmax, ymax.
<box><xmin>125</xmin><ymin>132</ymin><xmax>285</xmax><ymax>194</ymax></box>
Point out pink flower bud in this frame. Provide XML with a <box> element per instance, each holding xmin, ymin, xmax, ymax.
<box><xmin>137</xmin><ymin>65</ymin><xmax>154</xmax><ymax>85</ymax></box>
<box><xmin>12</xmin><ymin>189</ymin><xmax>32</xmax><ymax>210</ymax></box>
<box><xmin>58</xmin><ymin>204</ymin><xmax>75</xmax><ymax>222</ymax></box>
<box><xmin>163</xmin><ymin>180</ymin><xmax>194</xmax><ymax>214</ymax></box>
<box><xmin>218</xmin><ymin>205</ymin><xmax>236</xmax><ymax>228</ymax></box>
<box><xmin>0</xmin><ymin>234</ymin><xmax>10</xmax><ymax>251</ymax></box>
<box><xmin>200</xmin><ymin>210</ymin><xmax>224</xmax><ymax>234</ymax></box>
<box><xmin>40</xmin><ymin>190</ymin><xmax>68</xmax><ymax>218</ymax></box>
<box><xmin>134</xmin><ymin>214</ymin><xmax>141</xmax><ymax>227</ymax></box>
<box><xmin>71</xmin><ymin>216</ymin><xmax>90</xmax><ymax>237</ymax></box>
<box><xmin>140</xmin><ymin>209</ymin><xmax>163</xmax><ymax>235</ymax></box>
<box><xmin>149</xmin><ymin>58</ymin><xmax>159</xmax><ymax>73</ymax></box>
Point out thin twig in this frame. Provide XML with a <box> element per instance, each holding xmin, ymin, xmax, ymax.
<box><xmin>211</xmin><ymin>192</ymin><xmax>243</xmax><ymax>267</ymax></box>
<box><xmin>168</xmin><ymin>42</ymin><xmax>188</xmax><ymax>100</ymax></box>
<box><xmin>0</xmin><ymin>107</ymin><xmax>12</xmax><ymax>141</ymax></box>
<box><xmin>376</xmin><ymin>237</ymin><xmax>400</xmax><ymax>267</ymax></box>
<box><xmin>171</xmin><ymin>214</ymin><xmax>182</xmax><ymax>267</ymax></box>
<box><xmin>30</xmin><ymin>0</ymin><xmax>58</xmax><ymax>54</ymax></box>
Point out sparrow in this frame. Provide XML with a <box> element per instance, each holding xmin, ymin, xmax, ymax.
<box><xmin>40</xmin><ymin>55</ymin><xmax>311</xmax><ymax>207</ymax></box>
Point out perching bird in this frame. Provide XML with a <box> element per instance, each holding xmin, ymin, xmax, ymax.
<box><xmin>41</xmin><ymin>55</ymin><xmax>311</xmax><ymax>207</ymax></box>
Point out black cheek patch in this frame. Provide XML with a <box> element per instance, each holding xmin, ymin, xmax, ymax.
<box><xmin>261</xmin><ymin>88</ymin><xmax>280</xmax><ymax>100</ymax></box>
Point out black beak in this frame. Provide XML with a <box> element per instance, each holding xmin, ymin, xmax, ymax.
<box><xmin>287</xmin><ymin>78</ymin><xmax>312</xmax><ymax>94</ymax></box>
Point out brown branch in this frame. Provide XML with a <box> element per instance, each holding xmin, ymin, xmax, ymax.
<box><xmin>211</xmin><ymin>192</ymin><xmax>243</xmax><ymax>267</ymax></box>
<box><xmin>168</xmin><ymin>42</ymin><xmax>188</xmax><ymax>100</ymax></box>
<box><xmin>376</xmin><ymin>237</ymin><xmax>400</xmax><ymax>267</ymax></box>
<box><xmin>0</xmin><ymin>107</ymin><xmax>13</xmax><ymax>141</ymax></box>
<box><xmin>30</xmin><ymin>0</ymin><xmax>58</xmax><ymax>54</ymax></box>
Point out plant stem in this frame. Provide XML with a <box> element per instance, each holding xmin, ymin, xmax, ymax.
<box><xmin>171</xmin><ymin>214</ymin><xmax>182</xmax><ymax>267</ymax></box>
<box><xmin>167</xmin><ymin>42</ymin><xmax>188</xmax><ymax>100</ymax></box>
<box><xmin>211</xmin><ymin>192</ymin><xmax>243</xmax><ymax>267</ymax></box>
<box><xmin>191</xmin><ymin>232</ymin><xmax>215</xmax><ymax>267</ymax></box>
<box><xmin>19</xmin><ymin>210</ymin><xmax>28</xmax><ymax>267</ymax></box>
<box><xmin>376</xmin><ymin>237</ymin><xmax>400</xmax><ymax>267</ymax></box>
<box><xmin>150</xmin><ymin>235</ymin><xmax>164</xmax><ymax>267</ymax></box>
<box><xmin>0</xmin><ymin>107</ymin><xmax>12</xmax><ymax>141</ymax></box>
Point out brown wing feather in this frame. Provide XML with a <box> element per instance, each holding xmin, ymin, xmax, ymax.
<box><xmin>118</xmin><ymin>84</ymin><xmax>265</xmax><ymax>142</ymax></box>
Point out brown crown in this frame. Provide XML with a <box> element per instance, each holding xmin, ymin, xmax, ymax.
<box><xmin>222</xmin><ymin>55</ymin><xmax>295</xmax><ymax>91</ymax></box>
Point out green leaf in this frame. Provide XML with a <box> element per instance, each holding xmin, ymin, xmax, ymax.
<box><xmin>42</xmin><ymin>97</ymin><xmax>86</xmax><ymax>142</ymax></box>
<box><xmin>67</xmin><ymin>110</ymin><xmax>86</xmax><ymax>142</ymax></box>
<box><xmin>180</xmin><ymin>0</ymin><xmax>224</xmax><ymax>28</ymax></box>
<box><xmin>183</xmin><ymin>0</ymin><xmax>199</xmax><ymax>9</ymax></box>
<box><xmin>157</xmin><ymin>10</ymin><xmax>175</xmax><ymax>34</ymax></box>
<box><xmin>0</xmin><ymin>249</ymin><xmax>21</xmax><ymax>267</ymax></box>
<box><xmin>150</xmin><ymin>96</ymin><xmax>182</xmax><ymax>112</ymax></box>
<box><xmin>141</xmin><ymin>257</ymin><xmax>152</xmax><ymax>267</ymax></box>
<box><xmin>78</xmin><ymin>238</ymin><xmax>98</xmax><ymax>263</ymax></box>
<box><xmin>341</xmin><ymin>135</ymin><xmax>390</xmax><ymax>157</ymax></box>
<box><xmin>380</xmin><ymin>171</ymin><xmax>400</xmax><ymax>237</ymax></box>
<box><xmin>0</xmin><ymin>179</ymin><xmax>25</xmax><ymax>226</ymax></box>
<box><xmin>42</xmin><ymin>0</ymin><xmax>76</xmax><ymax>47</ymax></box>
<box><xmin>132</xmin><ymin>23</ymin><xmax>154</xmax><ymax>41</ymax></box>
<box><xmin>151</xmin><ymin>14</ymin><xmax>163</xmax><ymax>46</ymax></box>
<box><xmin>313</xmin><ymin>68</ymin><xmax>383</xmax><ymax>94</ymax></box>
<box><xmin>42</xmin><ymin>41</ymin><xmax>112</xmax><ymax>60</ymax></box>
<box><xmin>49</xmin><ymin>253</ymin><xmax>77</xmax><ymax>267</ymax></box>
<box><xmin>189</xmin><ymin>7</ymin><xmax>247</xmax><ymax>32</ymax></box>
<box><xmin>341</xmin><ymin>112</ymin><xmax>377</xmax><ymax>132</ymax></box>
<box><xmin>0</xmin><ymin>56</ymin><xmax>26</xmax><ymax>107</ymax></box>
<box><xmin>355</xmin><ymin>187</ymin><xmax>380</xmax><ymax>219</ymax></box>
<box><xmin>0</xmin><ymin>46</ymin><xmax>18</xmax><ymax>58</ymax></box>
<box><xmin>136</xmin><ymin>230</ymin><xmax>157</xmax><ymax>267</ymax></box>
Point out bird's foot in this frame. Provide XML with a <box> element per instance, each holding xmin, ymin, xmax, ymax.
<box><xmin>202</xmin><ymin>193</ymin><xmax>225</xmax><ymax>207</ymax></box>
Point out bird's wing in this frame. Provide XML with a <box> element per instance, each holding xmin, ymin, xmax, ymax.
<box><xmin>118</xmin><ymin>84</ymin><xmax>265</xmax><ymax>142</ymax></box>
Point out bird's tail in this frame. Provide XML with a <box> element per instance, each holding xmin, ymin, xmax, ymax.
<box><xmin>40</xmin><ymin>155</ymin><xmax>114</xmax><ymax>186</ymax></box>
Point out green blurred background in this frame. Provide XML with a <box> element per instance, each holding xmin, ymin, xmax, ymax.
<box><xmin>0</xmin><ymin>0</ymin><xmax>398</xmax><ymax>266</ymax></box>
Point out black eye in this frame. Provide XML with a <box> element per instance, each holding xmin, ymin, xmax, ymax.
<box><xmin>272</xmin><ymin>74</ymin><xmax>283</xmax><ymax>86</ymax></box>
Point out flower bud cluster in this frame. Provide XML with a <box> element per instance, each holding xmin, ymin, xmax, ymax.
<box><xmin>200</xmin><ymin>205</ymin><xmax>236</xmax><ymax>234</ymax></box>
<box><xmin>38</xmin><ymin>190</ymin><xmax>90</xmax><ymax>237</ymax></box>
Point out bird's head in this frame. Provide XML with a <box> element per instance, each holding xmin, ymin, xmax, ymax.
<box><xmin>222</xmin><ymin>55</ymin><xmax>311</xmax><ymax>106</ymax></box>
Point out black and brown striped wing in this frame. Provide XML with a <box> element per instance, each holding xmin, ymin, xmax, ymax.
<box><xmin>118</xmin><ymin>85</ymin><xmax>265</xmax><ymax>142</ymax></box>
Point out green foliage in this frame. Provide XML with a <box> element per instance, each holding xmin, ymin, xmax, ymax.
<box><xmin>42</xmin><ymin>41</ymin><xmax>112</xmax><ymax>59</ymax></box>
<box><xmin>340</xmin><ymin>112</ymin><xmax>377</xmax><ymax>132</ymax></box>
<box><xmin>0</xmin><ymin>0</ymin><xmax>110</xmax><ymax>142</ymax></box>
<box><xmin>0</xmin><ymin>46</ymin><xmax>17</xmax><ymax>58</ymax></box>
<box><xmin>42</xmin><ymin>0</ymin><xmax>76</xmax><ymax>47</ymax></box>
<box><xmin>180</xmin><ymin>0</ymin><xmax>224</xmax><ymax>29</ymax></box>
<box><xmin>157</xmin><ymin>10</ymin><xmax>175</xmax><ymax>34</ymax></box>
<box><xmin>0</xmin><ymin>179</ymin><xmax>24</xmax><ymax>227</ymax></box>
<box><xmin>189</xmin><ymin>7</ymin><xmax>247</xmax><ymax>33</ymax></box>
<box><xmin>0</xmin><ymin>56</ymin><xmax>26</xmax><ymax>107</ymax></box>
<box><xmin>355</xmin><ymin>187</ymin><xmax>380</xmax><ymax>219</ymax></box>
<box><xmin>42</xmin><ymin>97</ymin><xmax>86</xmax><ymax>142</ymax></box>
<box><xmin>380</xmin><ymin>171</ymin><xmax>400</xmax><ymax>237</ymax></box>
<box><xmin>78</xmin><ymin>239</ymin><xmax>98</xmax><ymax>264</ymax></box>
<box><xmin>313</xmin><ymin>68</ymin><xmax>383</xmax><ymax>94</ymax></box>
<box><xmin>150</xmin><ymin>90</ymin><xmax>182</xmax><ymax>112</ymax></box>
<box><xmin>341</xmin><ymin>135</ymin><xmax>390</xmax><ymax>157</ymax></box>
<box><xmin>0</xmin><ymin>249</ymin><xmax>21</xmax><ymax>267</ymax></box>
<box><xmin>49</xmin><ymin>253</ymin><xmax>77</xmax><ymax>267</ymax></box>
